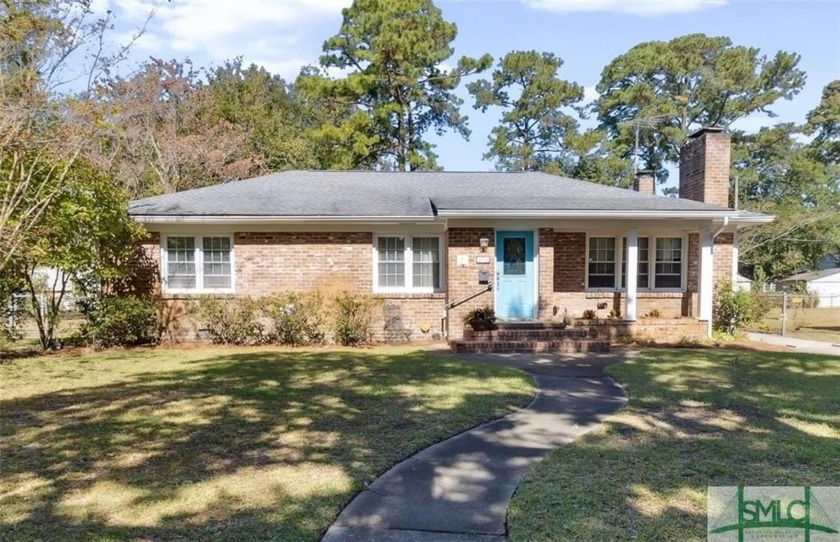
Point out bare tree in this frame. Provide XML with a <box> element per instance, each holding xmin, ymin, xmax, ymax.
<box><xmin>0</xmin><ymin>0</ymin><xmax>152</xmax><ymax>272</ymax></box>
<box><xmin>93</xmin><ymin>58</ymin><xmax>254</xmax><ymax>198</ymax></box>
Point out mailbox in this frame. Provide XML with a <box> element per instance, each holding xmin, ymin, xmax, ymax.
<box><xmin>478</xmin><ymin>270</ymin><xmax>489</xmax><ymax>284</ymax></box>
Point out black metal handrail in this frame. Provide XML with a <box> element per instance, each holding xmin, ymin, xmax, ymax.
<box><xmin>441</xmin><ymin>284</ymin><xmax>493</xmax><ymax>338</ymax></box>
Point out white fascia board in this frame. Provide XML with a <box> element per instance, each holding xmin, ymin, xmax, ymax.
<box><xmin>133</xmin><ymin>210</ymin><xmax>774</xmax><ymax>226</ymax></box>
<box><xmin>132</xmin><ymin>215</ymin><xmax>438</xmax><ymax>225</ymax></box>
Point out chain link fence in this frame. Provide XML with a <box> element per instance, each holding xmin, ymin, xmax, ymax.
<box><xmin>749</xmin><ymin>291</ymin><xmax>840</xmax><ymax>342</ymax></box>
<box><xmin>5</xmin><ymin>293</ymin><xmax>85</xmax><ymax>346</ymax></box>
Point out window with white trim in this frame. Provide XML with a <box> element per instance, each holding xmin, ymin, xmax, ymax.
<box><xmin>654</xmin><ymin>237</ymin><xmax>683</xmax><ymax>289</ymax></box>
<box><xmin>163</xmin><ymin>235</ymin><xmax>233</xmax><ymax>292</ymax></box>
<box><xmin>588</xmin><ymin>235</ymin><xmax>685</xmax><ymax>291</ymax></box>
<box><xmin>375</xmin><ymin>235</ymin><xmax>441</xmax><ymax>292</ymax></box>
<box><xmin>588</xmin><ymin>237</ymin><xmax>616</xmax><ymax>289</ymax></box>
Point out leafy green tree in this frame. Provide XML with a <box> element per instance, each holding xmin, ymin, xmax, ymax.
<box><xmin>0</xmin><ymin>0</ymin><xmax>149</xmax><ymax>271</ymax></box>
<box><xmin>805</xmin><ymin>80</ymin><xmax>840</xmax><ymax>165</ymax></box>
<box><xmin>468</xmin><ymin>51</ymin><xmax>584</xmax><ymax>171</ymax></box>
<box><xmin>299</xmin><ymin>0</ymin><xmax>492</xmax><ymax>170</ymax></box>
<box><xmin>595</xmin><ymin>34</ymin><xmax>806</xmax><ymax>184</ymax></box>
<box><xmin>735</xmin><ymin>122</ymin><xmax>840</xmax><ymax>279</ymax></box>
<box><xmin>7</xmin><ymin>161</ymin><xmax>144</xmax><ymax>349</ymax></box>
<box><xmin>206</xmin><ymin>58</ymin><xmax>320</xmax><ymax>172</ymax></box>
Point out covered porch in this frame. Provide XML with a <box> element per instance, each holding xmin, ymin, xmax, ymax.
<box><xmin>443</xmin><ymin>219</ymin><xmax>740</xmax><ymax>345</ymax></box>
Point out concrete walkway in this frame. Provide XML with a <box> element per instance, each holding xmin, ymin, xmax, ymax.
<box><xmin>321</xmin><ymin>351</ymin><xmax>631</xmax><ymax>542</ymax></box>
<box><xmin>746</xmin><ymin>332</ymin><xmax>840</xmax><ymax>357</ymax></box>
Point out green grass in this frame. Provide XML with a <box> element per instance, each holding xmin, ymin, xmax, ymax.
<box><xmin>0</xmin><ymin>346</ymin><xmax>534</xmax><ymax>541</ymax></box>
<box><xmin>508</xmin><ymin>349</ymin><xmax>840</xmax><ymax>542</ymax></box>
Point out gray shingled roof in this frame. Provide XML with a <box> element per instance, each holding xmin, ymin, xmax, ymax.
<box><xmin>129</xmin><ymin>170</ymin><xmax>738</xmax><ymax>217</ymax></box>
<box><xmin>779</xmin><ymin>268</ymin><xmax>840</xmax><ymax>282</ymax></box>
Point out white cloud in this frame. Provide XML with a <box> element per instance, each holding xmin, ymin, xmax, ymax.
<box><xmin>523</xmin><ymin>0</ymin><xmax>727</xmax><ymax>17</ymax></box>
<box><xmin>107</xmin><ymin>0</ymin><xmax>350</xmax><ymax>78</ymax></box>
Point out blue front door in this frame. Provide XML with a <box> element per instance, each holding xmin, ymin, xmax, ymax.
<box><xmin>495</xmin><ymin>231</ymin><xmax>535</xmax><ymax>320</ymax></box>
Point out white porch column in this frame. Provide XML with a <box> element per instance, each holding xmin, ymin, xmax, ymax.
<box><xmin>625</xmin><ymin>229</ymin><xmax>638</xmax><ymax>321</ymax></box>
<box><xmin>731</xmin><ymin>230</ymin><xmax>740</xmax><ymax>285</ymax></box>
<box><xmin>698</xmin><ymin>227</ymin><xmax>715</xmax><ymax>335</ymax></box>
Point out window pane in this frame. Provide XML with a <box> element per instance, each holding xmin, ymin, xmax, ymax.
<box><xmin>201</xmin><ymin>237</ymin><xmax>232</xmax><ymax>289</ymax></box>
<box><xmin>654</xmin><ymin>237</ymin><xmax>682</xmax><ymax>289</ymax></box>
<box><xmin>412</xmin><ymin>237</ymin><xmax>440</xmax><ymax>289</ymax></box>
<box><xmin>638</xmin><ymin>237</ymin><xmax>650</xmax><ymax>288</ymax></box>
<box><xmin>503</xmin><ymin>237</ymin><xmax>526</xmax><ymax>275</ymax></box>
<box><xmin>167</xmin><ymin>237</ymin><xmax>196</xmax><ymax>289</ymax></box>
<box><xmin>378</xmin><ymin>237</ymin><xmax>405</xmax><ymax>287</ymax></box>
<box><xmin>589</xmin><ymin>237</ymin><xmax>615</xmax><ymax>288</ymax></box>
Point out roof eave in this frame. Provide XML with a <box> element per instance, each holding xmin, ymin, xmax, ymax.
<box><xmin>130</xmin><ymin>210</ymin><xmax>775</xmax><ymax>225</ymax></box>
<box><xmin>436</xmin><ymin>209</ymin><xmax>775</xmax><ymax>223</ymax></box>
<box><xmin>130</xmin><ymin>214</ymin><xmax>438</xmax><ymax>224</ymax></box>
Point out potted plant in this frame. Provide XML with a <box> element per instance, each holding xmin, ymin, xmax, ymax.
<box><xmin>464</xmin><ymin>306</ymin><xmax>497</xmax><ymax>331</ymax></box>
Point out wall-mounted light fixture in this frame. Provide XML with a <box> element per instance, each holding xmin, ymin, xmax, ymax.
<box><xmin>479</xmin><ymin>237</ymin><xmax>489</xmax><ymax>252</ymax></box>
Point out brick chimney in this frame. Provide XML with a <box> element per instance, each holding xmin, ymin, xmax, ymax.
<box><xmin>679</xmin><ymin>127</ymin><xmax>731</xmax><ymax>208</ymax></box>
<box><xmin>633</xmin><ymin>169</ymin><xmax>655</xmax><ymax>195</ymax></box>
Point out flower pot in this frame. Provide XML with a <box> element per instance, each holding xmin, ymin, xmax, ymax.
<box><xmin>467</xmin><ymin>318</ymin><xmax>494</xmax><ymax>331</ymax></box>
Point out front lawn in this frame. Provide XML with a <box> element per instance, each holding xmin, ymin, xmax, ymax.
<box><xmin>508</xmin><ymin>348</ymin><xmax>840</xmax><ymax>541</ymax></box>
<box><xmin>0</xmin><ymin>346</ymin><xmax>534</xmax><ymax>541</ymax></box>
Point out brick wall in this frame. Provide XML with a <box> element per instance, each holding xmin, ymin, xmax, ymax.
<box><xmin>633</xmin><ymin>171</ymin><xmax>655</xmax><ymax>195</ymax></box>
<box><xmin>538</xmin><ymin>228</ymin><xmax>555</xmax><ymax>318</ymax></box>
<box><xmin>554</xmin><ymin>232</ymin><xmax>586</xmax><ymax>292</ymax></box>
<box><xmin>146</xmin><ymin>230</ymin><xmax>446</xmax><ymax>343</ymax></box>
<box><xmin>679</xmin><ymin>128</ymin><xmax>731</xmax><ymax>207</ymax></box>
<box><xmin>142</xmin><ymin>226</ymin><xmax>722</xmax><ymax>342</ymax></box>
<box><xmin>714</xmin><ymin>233</ymin><xmax>734</xmax><ymax>287</ymax></box>
<box><xmin>235</xmin><ymin>232</ymin><xmax>372</xmax><ymax>295</ymax></box>
<box><xmin>133</xmin><ymin>232</ymin><xmax>162</xmax><ymax>296</ymax></box>
<box><xmin>446</xmin><ymin>228</ymin><xmax>494</xmax><ymax>340</ymax></box>
<box><xmin>374</xmin><ymin>295</ymin><xmax>445</xmax><ymax>342</ymax></box>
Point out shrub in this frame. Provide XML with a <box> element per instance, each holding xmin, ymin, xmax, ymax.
<box><xmin>713</xmin><ymin>283</ymin><xmax>758</xmax><ymax>334</ymax></box>
<box><xmin>195</xmin><ymin>297</ymin><xmax>266</xmax><ymax>345</ymax></box>
<box><xmin>265</xmin><ymin>291</ymin><xmax>325</xmax><ymax>346</ymax></box>
<box><xmin>608</xmin><ymin>307</ymin><xmax>622</xmax><ymax>319</ymax></box>
<box><xmin>332</xmin><ymin>292</ymin><xmax>379</xmax><ymax>346</ymax></box>
<box><xmin>582</xmin><ymin>309</ymin><xmax>596</xmax><ymax>319</ymax></box>
<box><xmin>645</xmin><ymin>308</ymin><xmax>661</xmax><ymax>318</ymax></box>
<box><xmin>81</xmin><ymin>295</ymin><xmax>158</xmax><ymax>348</ymax></box>
<box><xmin>463</xmin><ymin>306</ymin><xmax>497</xmax><ymax>331</ymax></box>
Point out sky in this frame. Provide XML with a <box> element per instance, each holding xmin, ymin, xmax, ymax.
<box><xmin>98</xmin><ymin>0</ymin><xmax>840</xmax><ymax>181</ymax></box>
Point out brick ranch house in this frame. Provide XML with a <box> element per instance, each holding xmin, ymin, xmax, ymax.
<box><xmin>128</xmin><ymin>128</ymin><xmax>772</xmax><ymax>347</ymax></box>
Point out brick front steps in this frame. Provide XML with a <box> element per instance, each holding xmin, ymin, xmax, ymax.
<box><xmin>451</xmin><ymin>322</ymin><xmax>610</xmax><ymax>353</ymax></box>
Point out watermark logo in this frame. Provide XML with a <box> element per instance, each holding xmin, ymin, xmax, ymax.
<box><xmin>708</xmin><ymin>486</ymin><xmax>840</xmax><ymax>541</ymax></box>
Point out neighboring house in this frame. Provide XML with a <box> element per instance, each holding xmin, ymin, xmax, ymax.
<box><xmin>735</xmin><ymin>274</ymin><xmax>752</xmax><ymax>292</ymax></box>
<box><xmin>776</xmin><ymin>268</ymin><xmax>840</xmax><ymax>308</ymax></box>
<box><xmin>128</xmin><ymin>128</ymin><xmax>772</xmax><ymax>343</ymax></box>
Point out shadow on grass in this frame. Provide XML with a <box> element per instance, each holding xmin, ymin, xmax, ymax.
<box><xmin>508</xmin><ymin>349</ymin><xmax>840</xmax><ymax>542</ymax></box>
<box><xmin>1</xmin><ymin>348</ymin><xmax>533</xmax><ymax>541</ymax></box>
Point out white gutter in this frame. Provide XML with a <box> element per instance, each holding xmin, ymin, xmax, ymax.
<box><xmin>132</xmin><ymin>210</ymin><xmax>773</xmax><ymax>225</ymax></box>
